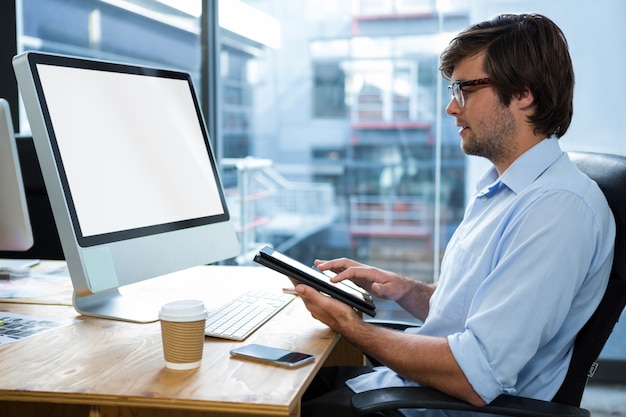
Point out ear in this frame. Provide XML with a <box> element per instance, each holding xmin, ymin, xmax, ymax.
<box><xmin>513</xmin><ymin>87</ymin><xmax>534</xmax><ymax>111</ymax></box>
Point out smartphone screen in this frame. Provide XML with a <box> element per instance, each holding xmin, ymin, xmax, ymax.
<box><xmin>230</xmin><ymin>344</ymin><xmax>315</xmax><ymax>368</ymax></box>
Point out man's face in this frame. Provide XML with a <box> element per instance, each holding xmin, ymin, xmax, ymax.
<box><xmin>446</xmin><ymin>53</ymin><xmax>517</xmax><ymax>165</ymax></box>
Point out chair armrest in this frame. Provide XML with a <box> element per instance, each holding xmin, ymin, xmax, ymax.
<box><xmin>350</xmin><ymin>387</ymin><xmax>590</xmax><ymax>417</ymax></box>
<box><xmin>364</xmin><ymin>318</ymin><xmax>421</xmax><ymax>331</ymax></box>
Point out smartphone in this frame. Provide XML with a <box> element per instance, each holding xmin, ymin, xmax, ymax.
<box><xmin>230</xmin><ymin>344</ymin><xmax>315</xmax><ymax>368</ymax></box>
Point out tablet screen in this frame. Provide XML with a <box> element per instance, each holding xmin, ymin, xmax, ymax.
<box><xmin>273</xmin><ymin>250</ymin><xmax>368</xmax><ymax>296</ymax></box>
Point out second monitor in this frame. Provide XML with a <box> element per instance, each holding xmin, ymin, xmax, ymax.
<box><xmin>0</xmin><ymin>98</ymin><xmax>33</xmax><ymax>253</ymax></box>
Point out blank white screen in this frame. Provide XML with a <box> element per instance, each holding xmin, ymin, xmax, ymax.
<box><xmin>37</xmin><ymin>64</ymin><xmax>225</xmax><ymax>238</ymax></box>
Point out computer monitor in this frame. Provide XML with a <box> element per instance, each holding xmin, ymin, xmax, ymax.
<box><xmin>13</xmin><ymin>51</ymin><xmax>240</xmax><ymax>322</ymax></box>
<box><xmin>0</xmin><ymin>98</ymin><xmax>34</xmax><ymax>252</ymax></box>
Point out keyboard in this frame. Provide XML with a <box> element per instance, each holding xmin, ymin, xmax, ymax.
<box><xmin>0</xmin><ymin>312</ymin><xmax>75</xmax><ymax>346</ymax></box>
<box><xmin>204</xmin><ymin>290</ymin><xmax>295</xmax><ymax>341</ymax></box>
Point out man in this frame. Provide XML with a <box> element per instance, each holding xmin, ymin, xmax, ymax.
<box><xmin>298</xmin><ymin>13</ymin><xmax>616</xmax><ymax>417</ymax></box>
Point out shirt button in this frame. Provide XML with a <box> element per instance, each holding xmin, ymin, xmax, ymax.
<box><xmin>481</xmin><ymin>196</ymin><xmax>488</xmax><ymax>202</ymax></box>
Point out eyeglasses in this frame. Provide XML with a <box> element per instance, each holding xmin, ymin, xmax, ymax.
<box><xmin>448</xmin><ymin>78</ymin><xmax>492</xmax><ymax>107</ymax></box>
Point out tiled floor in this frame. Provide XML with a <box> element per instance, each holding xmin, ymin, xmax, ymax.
<box><xmin>580</xmin><ymin>383</ymin><xmax>626</xmax><ymax>416</ymax></box>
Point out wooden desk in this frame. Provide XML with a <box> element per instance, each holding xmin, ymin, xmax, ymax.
<box><xmin>0</xmin><ymin>264</ymin><xmax>363</xmax><ymax>417</ymax></box>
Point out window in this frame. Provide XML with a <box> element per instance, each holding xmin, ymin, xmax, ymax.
<box><xmin>215</xmin><ymin>0</ymin><xmax>626</xmax><ymax>372</ymax></box>
<box><xmin>313</xmin><ymin>62</ymin><xmax>347</xmax><ymax>118</ymax></box>
<box><xmin>5</xmin><ymin>0</ymin><xmax>626</xmax><ymax>378</ymax></box>
<box><xmin>217</xmin><ymin>1</ymin><xmax>469</xmax><ymax>287</ymax></box>
<box><xmin>15</xmin><ymin>0</ymin><xmax>201</xmax><ymax>133</ymax></box>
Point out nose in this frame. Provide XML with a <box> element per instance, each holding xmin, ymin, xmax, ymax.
<box><xmin>446</xmin><ymin>96</ymin><xmax>460</xmax><ymax>116</ymax></box>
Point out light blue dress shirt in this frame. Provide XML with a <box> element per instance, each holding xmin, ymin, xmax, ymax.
<box><xmin>347</xmin><ymin>138</ymin><xmax>616</xmax><ymax>416</ymax></box>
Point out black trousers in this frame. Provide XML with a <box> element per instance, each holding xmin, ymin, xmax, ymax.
<box><xmin>300</xmin><ymin>365</ymin><xmax>383</xmax><ymax>417</ymax></box>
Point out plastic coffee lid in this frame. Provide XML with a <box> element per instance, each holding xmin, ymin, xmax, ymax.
<box><xmin>159</xmin><ymin>299</ymin><xmax>208</xmax><ymax>322</ymax></box>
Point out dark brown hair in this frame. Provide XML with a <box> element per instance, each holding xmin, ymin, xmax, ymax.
<box><xmin>440</xmin><ymin>14</ymin><xmax>574</xmax><ymax>138</ymax></box>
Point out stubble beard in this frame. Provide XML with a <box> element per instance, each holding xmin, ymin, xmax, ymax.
<box><xmin>461</xmin><ymin>103</ymin><xmax>517</xmax><ymax>165</ymax></box>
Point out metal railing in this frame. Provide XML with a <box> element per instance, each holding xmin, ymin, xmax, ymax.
<box><xmin>349</xmin><ymin>195</ymin><xmax>430</xmax><ymax>238</ymax></box>
<box><xmin>222</xmin><ymin>157</ymin><xmax>337</xmax><ymax>263</ymax></box>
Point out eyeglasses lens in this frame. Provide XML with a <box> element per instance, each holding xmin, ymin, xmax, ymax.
<box><xmin>448</xmin><ymin>83</ymin><xmax>464</xmax><ymax>107</ymax></box>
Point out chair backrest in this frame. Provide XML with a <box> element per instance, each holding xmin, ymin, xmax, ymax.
<box><xmin>552</xmin><ymin>151</ymin><xmax>626</xmax><ymax>406</ymax></box>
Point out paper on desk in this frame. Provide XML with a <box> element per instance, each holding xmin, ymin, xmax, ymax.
<box><xmin>0</xmin><ymin>263</ymin><xmax>70</xmax><ymax>298</ymax></box>
<box><xmin>0</xmin><ymin>258</ymin><xmax>40</xmax><ymax>277</ymax></box>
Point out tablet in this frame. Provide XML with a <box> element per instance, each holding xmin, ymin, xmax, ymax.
<box><xmin>254</xmin><ymin>246</ymin><xmax>376</xmax><ymax>317</ymax></box>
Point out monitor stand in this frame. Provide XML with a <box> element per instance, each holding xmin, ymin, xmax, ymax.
<box><xmin>73</xmin><ymin>288</ymin><xmax>161</xmax><ymax>323</ymax></box>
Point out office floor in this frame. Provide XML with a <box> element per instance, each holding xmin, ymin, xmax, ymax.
<box><xmin>580</xmin><ymin>383</ymin><xmax>626</xmax><ymax>416</ymax></box>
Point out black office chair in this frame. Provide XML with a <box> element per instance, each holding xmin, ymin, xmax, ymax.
<box><xmin>351</xmin><ymin>151</ymin><xmax>626</xmax><ymax>417</ymax></box>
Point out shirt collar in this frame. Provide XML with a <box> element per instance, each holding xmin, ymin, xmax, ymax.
<box><xmin>476</xmin><ymin>137</ymin><xmax>564</xmax><ymax>195</ymax></box>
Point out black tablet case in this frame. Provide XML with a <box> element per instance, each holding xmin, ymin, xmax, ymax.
<box><xmin>253</xmin><ymin>246</ymin><xmax>376</xmax><ymax>317</ymax></box>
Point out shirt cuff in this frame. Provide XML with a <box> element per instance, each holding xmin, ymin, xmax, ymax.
<box><xmin>448</xmin><ymin>331</ymin><xmax>515</xmax><ymax>403</ymax></box>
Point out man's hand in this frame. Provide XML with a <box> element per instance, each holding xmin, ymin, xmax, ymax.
<box><xmin>314</xmin><ymin>258</ymin><xmax>412</xmax><ymax>300</ymax></box>
<box><xmin>293</xmin><ymin>282</ymin><xmax>362</xmax><ymax>334</ymax></box>
<box><xmin>313</xmin><ymin>257</ymin><xmax>435</xmax><ymax>321</ymax></box>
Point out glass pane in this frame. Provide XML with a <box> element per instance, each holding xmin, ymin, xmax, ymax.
<box><xmin>17</xmin><ymin>0</ymin><xmax>201</xmax><ymax>132</ymax></box>
<box><xmin>217</xmin><ymin>0</ymin><xmax>626</xmax><ymax>363</ymax></box>
<box><xmin>217</xmin><ymin>0</ymin><xmax>468</xmax><ymax>324</ymax></box>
